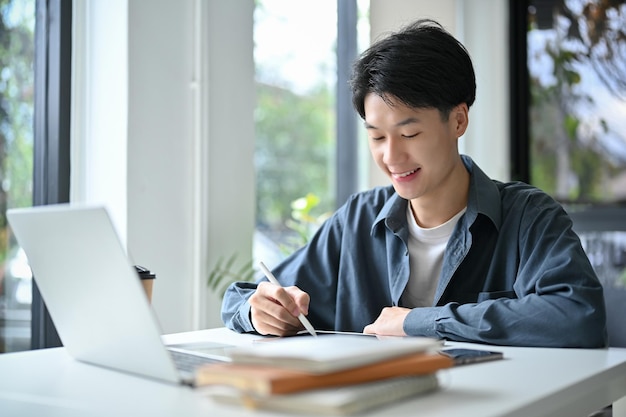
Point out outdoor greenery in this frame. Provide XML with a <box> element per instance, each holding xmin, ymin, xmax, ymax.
<box><xmin>207</xmin><ymin>0</ymin><xmax>338</xmax><ymax>298</ymax></box>
<box><xmin>0</xmin><ymin>0</ymin><xmax>34</xmax><ymax>266</ymax></box>
<box><xmin>255</xmin><ymin>82</ymin><xmax>335</xmax><ymax>232</ymax></box>
<box><xmin>207</xmin><ymin>253</ymin><xmax>255</xmax><ymax>298</ymax></box>
<box><xmin>208</xmin><ymin>192</ymin><xmax>331</xmax><ymax>297</ymax></box>
<box><xmin>280</xmin><ymin>193</ymin><xmax>331</xmax><ymax>255</ymax></box>
<box><xmin>528</xmin><ymin>0</ymin><xmax>626</xmax><ymax>203</ymax></box>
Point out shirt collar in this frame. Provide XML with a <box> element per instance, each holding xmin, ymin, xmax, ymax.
<box><xmin>462</xmin><ymin>155</ymin><xmax>501</xmax><ymax>230</ymax></box>
<box><xmin>371</xmin><ymin>192</ymin><xmax>407</xmax><ymax>236</ymax></box>
<box><xmin>371</xmin><ymin>155</ymin><xmax>502</xmax><ymax>236</ymax></box>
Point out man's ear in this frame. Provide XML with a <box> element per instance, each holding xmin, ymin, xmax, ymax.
<box><xmin>453</xmin><ymin>103</ymin><xmax>469</xmax><ymax>138</ymax></box>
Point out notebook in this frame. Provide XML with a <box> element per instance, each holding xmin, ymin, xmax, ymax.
<box><xmin>226</xmin><ymin>334</ymin><xmax>443</xmax><ymax>373</ymax></box>
<box><xmin>207</xmin><ymin>374</ymin><xmax>440</xmax><ymax>415</ymax></box>
<box><xmin>6</xmin><ymin>203</ymin><xmax>232</xmax><ymax>386</ymax></box>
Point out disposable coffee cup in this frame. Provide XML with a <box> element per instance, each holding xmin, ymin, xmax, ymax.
<box><xmin>134</xmin><ymin>265</ymin><xmax>156</xmax><ymax>303</ymax></box>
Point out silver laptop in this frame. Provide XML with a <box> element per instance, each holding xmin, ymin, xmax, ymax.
<box><xmin>6</xmin><ymin>203</ymin><xmax>231</xmax><ymax>386</ymax></box>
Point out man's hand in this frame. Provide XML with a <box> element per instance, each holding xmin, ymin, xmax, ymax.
<box><xmin>249</xmin><ymin>281</ymin><xmax>311</xmax><ymax>336</ymax></box>
<box><xmin>363</xmin><ymin>306</ymin><xmax>410</xmax><ymax>336</ymax></box>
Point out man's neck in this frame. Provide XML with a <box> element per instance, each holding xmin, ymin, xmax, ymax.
<box><xmin>409</xmin><ymin>162</ymin><xmax>470</xmax><ymax>228</ymax></box>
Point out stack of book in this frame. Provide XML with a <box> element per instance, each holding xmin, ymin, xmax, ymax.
<box><xmin>195</xmin><ymin>334</ymin><xmax>453</xmax><ymax>415</ymax></box>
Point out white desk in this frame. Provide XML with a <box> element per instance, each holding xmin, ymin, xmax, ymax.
<box><xmin>1</xmin><ymin>327</ymin><xmax>625</xmax><ymax>417</ymax></box>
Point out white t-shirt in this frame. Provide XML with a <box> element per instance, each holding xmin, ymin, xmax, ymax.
<box><xmin>400</xmin><ymin>204</ymin><xmax>467</xmax><ymax>308</ymax></box>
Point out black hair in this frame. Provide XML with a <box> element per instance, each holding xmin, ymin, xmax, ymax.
<box><xmin>349</xmin><ymin>19</ymin><xmax>476</xmax><ymax>120</ymax></box>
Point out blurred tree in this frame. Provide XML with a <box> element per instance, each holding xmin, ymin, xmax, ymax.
<box><xmin>557</xmin><ymin>0</ymin><xmax>626</xmax><ymax>99</ymax></box>
<box><xmin>255</xmin><ymin>82</ymin><xmax>335</xmax><ymax>234</ymax></box>
<box><xmin>528</xmin><ymin>0</ymin><xmax>626</xmax><ymax>203</ymax></box>
<box><xmin>0</xmin><ymin>0</ymin><xmax>35</xmax><ymax>265</ymax></box>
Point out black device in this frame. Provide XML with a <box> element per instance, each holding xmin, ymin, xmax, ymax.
<box><xmin>440</xmin><ymin>348</ymin><xmax>504</xmax><ymax>366</ymax></box>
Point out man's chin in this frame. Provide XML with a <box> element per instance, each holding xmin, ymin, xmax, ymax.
<box><xmin>391</xmin><ymin>184</ymin><xmax>419</xmax><ymax>201</ymax></box>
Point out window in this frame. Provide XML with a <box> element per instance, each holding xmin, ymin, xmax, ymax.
<box><xmin>0</xmin><ymin>0</ymin><xmax>72</xmax><ymax>353</ymax></box>
<box><xmin>511</xmin><ymin>0</ymin><xmax>626</xmax><ymax>203</ymax></box>
<box><xmin>510</xmin><ymin>0</ymin><xmax>626</xmax><ymax>346</ymax></box>
<box><xmin>0</xmin><ymin>0</ymin><xmax>35</xmax><ymax>353</ymax></box>
<box><xmin>252</xmin><ymin>0</ymin><xmax>369</xmax><ymax>264</ymax></box>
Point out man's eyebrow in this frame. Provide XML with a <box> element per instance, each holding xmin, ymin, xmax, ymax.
<box><xmin>364</xmin><ymin>117</ymin><xmax>420</xmax><ymax>129</ymax></box>
<box><xmin>396</xmin><ymin>117</ymin><xmax>420</xmax><ymax>126</ymax></box>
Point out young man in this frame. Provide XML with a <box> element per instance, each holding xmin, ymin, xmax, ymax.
<box><xmin>221</xmin><ymin>19</ymin><xmax>607</xmax><ymax>347</ymax></box>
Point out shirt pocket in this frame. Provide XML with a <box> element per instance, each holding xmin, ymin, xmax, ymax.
<box><xmin>477</xmin><ymin>290</ymin><xmax>517</xmax><ymax>302</ymax></box>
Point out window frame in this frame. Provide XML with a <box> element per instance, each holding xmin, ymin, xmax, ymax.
<box><xmin>336</xmin><ymin>0</ymin><xmax>360</xmax><ymax>206</ymax></box>
<box><xmin>27</xmin><ymin>0</ymin><xmax>361</xmax><ymax>343</ymax></box>
<box><xmin>31</xmin><ymin>0</ymin><xmax>72</xmax><ymax>349</ymax></box>
<box><xmin>508</xmin><ymin>0</ymin><xmax>530</xmax><ymax>183</ymax></box>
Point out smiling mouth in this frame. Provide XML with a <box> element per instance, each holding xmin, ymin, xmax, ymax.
<box><xmin>392</xmin><ymin>168</ymin><xmax>419</xmax><ymax>178</ymax></box>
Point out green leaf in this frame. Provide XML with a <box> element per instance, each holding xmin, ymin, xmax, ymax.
<box><xmin>207</xmin><ymin>253</ymin><xmax>256</xmax><ymax>298</ymax></box>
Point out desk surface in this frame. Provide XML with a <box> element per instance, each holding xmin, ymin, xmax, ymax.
<box><xmin>1</xmin><ymin>328</ymin><xmax>625</xmax><ymax>417</ymax></box>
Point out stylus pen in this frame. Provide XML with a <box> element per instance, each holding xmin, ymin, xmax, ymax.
<box><xmin>258</xmin><ymin>261</ymin><xmax>318</xmax><ymax>337</ymax></box>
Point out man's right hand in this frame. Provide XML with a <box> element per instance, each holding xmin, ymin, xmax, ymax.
<box><xmin>249</xmin><ymin>281</ymin><xmax>311</xmax><ymax>336</ymax></box>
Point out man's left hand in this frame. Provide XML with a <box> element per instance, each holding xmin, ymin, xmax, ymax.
<box><xmin>363</xmin><ymin>306</ymin><xmax>410</xmax><ymax>336</ymax></box>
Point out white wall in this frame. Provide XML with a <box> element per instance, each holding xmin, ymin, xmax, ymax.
<box><xmin>368</xmin><ymin>0</ymin><xmax>509</xmax><ymax>187</ymax></box>
<box><xmin>126</xmin><ymin>0</ymin><xmax>196</xmax><ymax>333</ymax></box>
<box><xmin>71</xmin><ymin>0</ymin><xmax>128</xmax><ymax>241</ymax></box>
<box><xmin>71</xmin><ymin>0</ymin><xmax>507</xmax><ymax>334</ymax></box>
<box><xmin>72</xmin><ymin>0</ymin><xmax>255</xmax><ymax>333</ymax></box>
<box><xmin>461</xmin><ymin>0</ymin><xmax>509</xmax><ymax>181</ymax></box>
<box><xmin>199</xmin><ymin>2</ymin><xmax>256</xmax><ymax>329</ymax></box>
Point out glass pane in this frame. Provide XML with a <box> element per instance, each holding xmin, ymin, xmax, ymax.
<box><xmin>0</xmin><ymin>0</ymin><xmax>35</xmax><ymax>353</ymax></box>
<box><xmin>527</xmin><ymin>0</ymin><xmax>626</xmax><ymax>203</ymax></box>
<box><xmin>579</xmin><ymin>231</ymin><xmax>626</xmax><ymax>289</ymax></box>
<box><xmin>578</xmin><ymin>229</ymin><xmax>626</xmax><ymax>346</ymax></box>
<box><xmin>253</xmin><ymin>0</ymin><xmax>338</xmax><ymax>263</ymax></box>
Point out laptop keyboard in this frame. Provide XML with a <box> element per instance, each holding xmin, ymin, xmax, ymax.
<box><xmin>168</xmin><ymin>349</ymin><xmax>223</xmax><ymax>374</ymax></box>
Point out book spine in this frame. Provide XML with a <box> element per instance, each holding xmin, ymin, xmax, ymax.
<box><xmin>196</xmin><ymin>353</ymin><xmax>453</xmax><ymax>395</ymax></box>
<box><xmin>268</xmin><ymin>353</ymin><xmax>451</xmax><ymax>394</ymax></box>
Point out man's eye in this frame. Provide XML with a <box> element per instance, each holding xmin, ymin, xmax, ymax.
<box><xmin>402</xmin><ymin>132</ymin><xmax>419</xmax><ymax>139</ymax></box>
<box><xmin>370</xmin><ymin>136</ymin><xmax>385</xmax><ymax>141</ymax></box>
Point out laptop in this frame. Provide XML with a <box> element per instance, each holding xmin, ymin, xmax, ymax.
<box><xmin>6</xmin><ymin>203</ymin><xmax>232</xmax><ymax>386</ymax></box>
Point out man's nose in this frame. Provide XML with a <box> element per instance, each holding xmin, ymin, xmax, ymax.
<box><xmin>383</xmin><ymin>136</ymin><xmax>406</xmax><ymax>164</ymax></box>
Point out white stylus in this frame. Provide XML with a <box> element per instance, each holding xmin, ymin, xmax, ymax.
<box><xmin>258</xmin><ymin>261</ymin><xmax>318</xmax><ymax>337</ymax></box>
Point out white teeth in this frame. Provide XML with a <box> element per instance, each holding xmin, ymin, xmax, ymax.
<box><xmin>396</xmin><ymin>169</ymin><xmax>417</xmax><ymax>178</ymax></box>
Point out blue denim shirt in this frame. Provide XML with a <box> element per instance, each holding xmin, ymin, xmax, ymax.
<box><xmin>222</xmin><ymin>156</ymin><xmax>607</xmax><ymax>347</ymax></box>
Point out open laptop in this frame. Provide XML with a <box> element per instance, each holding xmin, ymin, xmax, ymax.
<box><xmin>6</xmin><ymin>203</ymin><xmax>232</xmax><ymax>386</ymax></box>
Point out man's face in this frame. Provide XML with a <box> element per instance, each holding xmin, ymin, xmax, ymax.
<box><xmin>364</xmin><ymin>93</ymin><xmax>466</xmax><ymax>203</ymax></box>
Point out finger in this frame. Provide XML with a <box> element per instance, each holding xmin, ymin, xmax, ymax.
<box><xmin>249</xmin><ymin>285</ymin><xmax>303</xmax><ymax>334</ymax></box>
<box><xmin>362</xmin><ymin>307</ymin><xmax>409</xmax><ymax>336</ymax></box>
<box><xmin>257</xmin><ymin>282</ymin><xmax>302</xmax><ymax>317</ymax></box>
<box><xmin>284</xmin><ymin>286</ymin><xmax>311</xmax><ymax>315</ymax></box>
<box><xmin>363</xmin><ymin>323</ymin><xmax>376</xmax><ymax>334</ymax></box>
<box><xmin>251</xmin><ymin>305</ymin><xmax>303</xmax><ymax>336</ymax></box>
<box><xmin>257</xmin><ymin>298</ymin><xmax>303</xmax><ymax>326</ymax></box>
